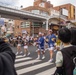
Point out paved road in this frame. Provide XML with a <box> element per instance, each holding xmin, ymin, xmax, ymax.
<box><xmin>11</xmin><ymin>46</ymin><xmax>56</xmax><ymax>75</ymax></box>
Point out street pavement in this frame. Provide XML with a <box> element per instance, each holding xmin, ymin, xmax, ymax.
<box><xmin>11</xmin><ymin>46</ymin><xmax>57</xmax><ymax>75</ymax></box>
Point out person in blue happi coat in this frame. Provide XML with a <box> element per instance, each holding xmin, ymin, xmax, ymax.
<box><xmin>46</xmin><ymin>29</ymin><xmax>56</xmax><ymax>62</ymax></box>
<box><xmin>36</xmin><ymin>32</ymin><xmax>45</xmax><ymax>60</ymax></box>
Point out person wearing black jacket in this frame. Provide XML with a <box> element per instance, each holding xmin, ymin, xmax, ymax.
<box><xmin>0</xmin><ymin>38</ymin><xmax>17</xmax><ymax>75</ymax></box>
<box><xmin>70</xmin><ymin>28</ymin><xmax>76</xmax><ymax>45</ymax></box>
<box><xmin>53</xmin><ymin>28</ymin><xmax>76</xmax><ymax>75</ymax></box>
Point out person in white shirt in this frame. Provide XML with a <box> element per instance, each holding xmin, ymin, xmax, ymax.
<box><xmin>53</xmin><ymin>28</ymin><xmax>75</xmax><ymax>75</ymax></box>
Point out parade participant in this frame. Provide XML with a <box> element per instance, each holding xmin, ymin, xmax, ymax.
<box><xmin>23</xmin><ymin>38</ymin><xmax>30</xmax><ymax>57</ymax></box>
<box><xmin>33</xmin><ymin>36</ymin><xmax>38</xmax><ymax>46</ymax></box>
<box><xmin>9</xmin><ymin>37</ymin><xmax>13</xmax><ymax>46</ymax></box>
<box><xmin>16</xmin><ymin>34</ymin><xmax>23</xmax><ymax>55</ymax></box>
<box><xmin>46</xmin><ymin>29</ymin><xmax>56</xmax><ymax>62</ymax></box>
<box><xmin>16</xmin><ymin>40</ymin><xmax>22</xmax><ymax>55</ymax></box>
<box><xmin>13</xmin><ymin>36</ymin><xmax>17</xmax><ymax>47</ymax></box>
<box><xmin>29</xmin><ymin>35</ymin><xmax>33</xmax><ymax>45</ymax></box>
<box><xmin>42</xmin><ymin>33</ymin><xmax>46</xmax><ymax>52</ymax></box>
<box><xmin>35</xmin><ymin>35</ymin><xmax>39</xmax><ymax>52</ymax></box>
<box><xmin>36</xmin><ymin>32</ymin><xmax>45</xmax><ymax>59</ymax></box>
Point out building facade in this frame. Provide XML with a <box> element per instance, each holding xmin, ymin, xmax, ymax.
<box><xmin>53</xmin><ymin>4</ymin><xmax>75</xmax><ymax>20</ymax></box>
<box><xmin>34</xmin><ymin>0</ymin><xmax>53</xmax><ymax>8</ymax></box>
<box><xmin>14</xmin><ymin>0</ymin><xmax>52</xmax><ymax>36</ymax></box>
<box><xmin>14</xmin><ymin>0</ymin><xmax>76</xmax><ymax>36</ymax></box>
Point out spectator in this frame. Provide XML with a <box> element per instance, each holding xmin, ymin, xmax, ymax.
<box><xmin>0</xmin><ymin>39</ymin><xmax>17</xmax><ymax>75</ymax></box>
<box><xmin>53</xmin><ymin>28</ymin><xmax>76</xmax><ymax>75</ymax></box>
<box><xmin>70</xmin><ymin>28</ymin><xmax>76</xmax><ymax>45</ymax></box>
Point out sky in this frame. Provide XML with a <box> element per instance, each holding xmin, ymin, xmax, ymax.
<box><xmin>0</xmin><ymin>0</ymin><xmax>75</xmax><ymax>8</ymax></box>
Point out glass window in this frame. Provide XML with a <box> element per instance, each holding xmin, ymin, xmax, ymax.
<box><xmin>39</xmin><ymin>2</ymin><xmax>45</xmax><ymax>7</ymax></box>
<box><xmin>32</xmin><ymin>10</ymin><xmax>40</xmax><ymax>14</ymax></box>
<box><xmin>32</xmin><ymin>22</ymin><xmax>41</xmax><ymax>27</ymax></box>
<box><xmin>40</xmin><ymin>11</ymin><xmax>48</xmax><ymax>16</ymax></box>
<box><xmin>21</xmin><ymin>22</ymin><xmax>30</xmax><ymax>28</ymax></box>
<box><xmin>42</xmin><ymin>24</ymin><xmax>46</xmax><ymax>28</ymax></box>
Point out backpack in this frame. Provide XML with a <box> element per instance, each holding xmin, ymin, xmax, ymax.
<box><xmin>73</xmin><ymin>57</ymin><xmax>76</xmax><ymax>75</ymax></box>
<box><xmin>61</xmin><ymin>47</ymin><xmax>76</xmax><ymax>75</ymax></box>
<box><xmin>72</xmin><ymin>50</ymin><xmax>76</xmax><ymax>75</ymax></box>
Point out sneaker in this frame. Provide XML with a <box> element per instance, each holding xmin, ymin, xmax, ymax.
<box><xmin>54</xmin><ymin>49</ymin><xmax>57</xmax><ymax>52</ymax></box>
<box><xmin>48</xmin><ymin>59</ymin><xmax>53</xmax><ymax>62</ymax></box>
<box><xmin>20</xmin><ymin>51</ymin><xmax>23</xmax><ymax>54</ymax></box>
<box><xmin>27</xmin><ymin>52</ymin><xmax>30</xmax><ymax>56</ymax></box>
<box><xmin>42</xmin><ymin>56</ymin><xmax>45</xmax><ymax>59</ymax></box>
<box><xmin>16</xmin><ymin>52</ymin><xmax>19</xmax><ymax>55</ymax></box>
<box><xmin>23</xmin><ymin>54</ymin><xmax>26</xmax><ymax>57</ymax></box>
<box><xmin>36</xmin><ymin>50</ymin><xmax>38</xmax><ymax>52</ymax></box>
<box><xmin>36</xmin><ymin>57</ymin><xmax>40</xmax><ymax>60</ymax></box>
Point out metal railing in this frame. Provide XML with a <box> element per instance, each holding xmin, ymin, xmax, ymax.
<box><xmin>49</xmin><ymin>15</ymin><xmax>67</xmax><ymax>21</ymax></box>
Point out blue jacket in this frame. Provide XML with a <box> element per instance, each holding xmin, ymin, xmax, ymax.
<box><xmin>38</xmin><ymin>36</ymin><xmax>44</xmax><ymax>48</ymax></box>
<box><xmin>46</xmin><ymin>34</ymin><xmax>56</xmax><ymax>47</ymax></box>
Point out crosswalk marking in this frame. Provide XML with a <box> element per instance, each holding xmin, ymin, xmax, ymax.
<box><xmin>36</xmin><ymin>67</ymin><xmax>56</xmax><ymax>75</ymax></box>
<box><xmin>15</xmin><ymin>55</ymin><xmax>56</xmax><ymax>75</ymax></box>
<box><xmin>16</xmin><ymin>55</ymin><xmax>24</xmax><ymax>58</ymax></box>
<box><xmin>15</xmin><ymin>59</ymin><xmax>41</xmax><ymax>68</ymax></box>
<box><xmin>16</xmin><ymin>61</ymin><xmax>53</xmax><ymax>75</ymax></box>
<box><xmin>15</xmin><ymin>57</ymin><xmax>32</xmax><ymax>62</ymax></box>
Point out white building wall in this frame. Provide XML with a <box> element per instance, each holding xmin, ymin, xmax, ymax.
<box><xmin>31</xmin><ymin>10</ymin><xmax>40</xmax><ymax>14</ymax></box>
<box><xmin>51</xmin><ymin>9</ymin><xmax>60</xmax><ymax>16</ymax></box>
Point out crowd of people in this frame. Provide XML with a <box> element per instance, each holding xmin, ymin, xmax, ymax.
<box><xmin>4</xmin><ymin>29</ymin><xmax>61</xmax><ymax>62</ymax></box>
<box><xmin>1</xmin><ymin>27</ymin><xmax>76</xmax><ymax>75</ymax></box>
<box><xmin>53</xmin><ymin>27</ymin><xmax>76</xmax><ymax>75</ymax></box>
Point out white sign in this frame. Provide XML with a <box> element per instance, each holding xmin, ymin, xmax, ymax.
<box><xmin>61</xmin><ymin>9</ymin><xmax>68</xmax><ymax>16</ymax></box>
<box><xmin>51</xmin><ymin>9</ymin><xmax>60</xmax><ymax>16</ymax></box>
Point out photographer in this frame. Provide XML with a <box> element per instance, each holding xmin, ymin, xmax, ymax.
<box><xmin>0</xmin><ymin>38</ymin><xmax>17</xmax><ymax>75</ymax></box>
